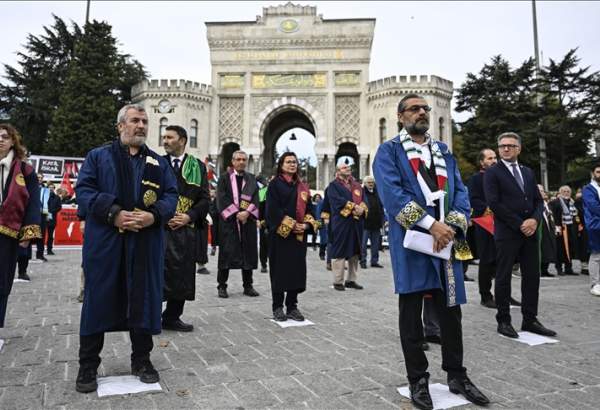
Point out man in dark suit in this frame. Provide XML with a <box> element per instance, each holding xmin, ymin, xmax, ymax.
<box><xmin>483</xmin><ymin>132</ymin><xmax>556</xmax><ymax>339</ymax></box>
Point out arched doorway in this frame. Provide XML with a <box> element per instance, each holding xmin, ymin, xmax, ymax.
<box><xmin>219</xmin><ymin>141</ymin><xmax>240</xmax><ymax>173</ymax></box>
<box><xmin>335</xmin><ymin>142</ymin><xmax>360</xmax><ymax>179</ymax></box>
<box><xmin>260</xmin><ymin>108</ymin><xmax>316</xmax><ymax>185</ymax></box>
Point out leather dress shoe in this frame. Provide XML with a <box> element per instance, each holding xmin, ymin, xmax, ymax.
<box><xmin>360</xmin><ymin>262</ymin><xmax>367</xmax><ymax>269</ymax></box>
<box><xmin>345</xmin><ymin>281</ymin><xmax>364</xmax><ymax>290</ymax></box>
<box><xmin>522</xmin><ymin>319</ymin><xmax>556</xmax><ymax>337</ymax></box>
<box><xmin>287</xmin><ymin>308</ymin><xmax>305</xmax><ymax>321</ymax></box>
<box><xmin>243</xmin><ymin>287</ymin><xmax>260</xmax><ymax>297</ymax></box>
<box><xmin>75</xmin><ymin>366</ymin><xmax>98</xmax><ymax>393</ymax></box>
<box><xmin>564</xmin><ymin>270</ymin><xmax>579</xmax><ymax>276</ymax></box>
<box><xmin>47</xmin><ymin>250</ymin><xmax>55</xmax><ymax>255</ymax></box>
<box><xmin>333</xmin><ymin>283</ymin><xmax>345</xmax><ymax>291</ymax></box>
<box><xmin>421</xmin><ymin>342</ymin><xmax>430</xmax><ymax>351</ymax></box>
<box><xmin>273</xmin><ymin>307</ymin><xmax>286</xmax><ymax>321</ymax></box>
<box><xmin>162</xmin><ymin>319</ymin><xmax>193</xmax><ymax>332</ymax></box>
<box><xmin>218</xmin><ymin>287</ymin><xmax>228</xmax><ymax>298</ymax></box>
<box><xmin>425</xmin><ymin>334</ymin><xmax>441</xmax><ymax>344</ymax></box>
<box><xmin>131</xmin><ymin>359</ymin><xmax>159</xmax><ymax>383</ymax></box>
<box><xmin>196</xmin><ymin>267</ymin><xmax>210</xmax><ymax>275</ymax></box>
<box><xmin>480</xmin><ymin>298</ymin><xmax>496</xmax><ymax>309</ymax></box>
<box><xmin>581</xmin><ymin>268</ymin><xmax>589</xmax><ymax>275</ymax></box>
<box><xmin>409</xmin><ymin>377</ymin><xmax>433</xmax><ymax>410</ymax></box>
<box><xmin>497</xmin><ymin>322</ymin><xmax>519</xmax><ymax>338</ymax></box>
<box><xmin>371</xmin><ymin>263</ymin><xmax>384</xmax><ymax>268</ymax></box>
<box><xmin>509</xmin><ymin>297</ymin><xmax>521</xmax><ymax>307</ymax></box>
<box><xmin>540</xmin><ymin>271</ymin><xmax>555</xmax><ymax>277</ymax></box>
<box><xmin>448</xmin><ymin>376</ymin><xmax>490</xmax><ymax>406</ymax></box>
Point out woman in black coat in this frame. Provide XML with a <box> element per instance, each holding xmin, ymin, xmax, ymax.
<box><xmin>265</xmin><ymin>152</ymin><xmax>318</xmax><ymax>321</ymax></box>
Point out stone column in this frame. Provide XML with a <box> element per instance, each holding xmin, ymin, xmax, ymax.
<box><xmin>316</xmin><ymin>154</ymin><xmax>325</xmax><ymax>190</ymax></box>
<box><xmin>359</xmin><ymin>155</ymin><xmax>369</xmax><ymax>180</ymax></box>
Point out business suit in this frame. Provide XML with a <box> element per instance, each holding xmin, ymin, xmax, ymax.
<box><xmin>483</xmin><ymin>161</ymin><xmax>543</xmax><ymax>325</ymax></box>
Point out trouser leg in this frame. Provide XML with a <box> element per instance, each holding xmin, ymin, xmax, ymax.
<box><xmin>589</xmin><ymin>253</ymin><xmax>600</xmax><ymax>287</ymax></box>
<box><xmin>17</xmin><ymin>255</ymin><xmax>29</xmax><ymax>276</ymax></box>
<box><xmin>520</xmin><ymin>236</ymin><xmax>540</xmax><ymax>323</ymax></box>
<box><xmin>478</xmin><ymin>262</ymin><xmax>495</xmax><ymax>301</ymax></box>
<box><xmin>285</xmin><ymin>291</ymin><xmax>298</xmax><ymax>310</ymax></box>
<box><xmin>79</xmin><ymin>333</ymin><xmax>104</xmax><ymax>369</ymax></box>
<box><xmin>162</xmin><ymin>299</ymin><xmax>185</xmax><ymax>322</ymax></box>
<box><xmin>259</xmin><ymin>229</ymin><xmax>268</xmax><ymax>268</ymax></box>
<box><xmin>541</xmin><ymin>262</ymin><xmax>550</xmax><ymax>274</ymax></box>
<box><xmin>46</xmin><ymin>222</ymin><xmax>56</xmax><ymax>252</ymax></box>
<box><xmin>495</xmin><ymin>238</ymin><xmax>522</xmax><ymax>324</ymax></box>
<box><xmin>332</xmin><ymin>258</ymin><xmax>346</xmax><ymax>285</ymax></box>
<box><xmin>346</xmin><ymin>255</ymin><xmax>359</xmax><ymax>282</ymax></box>
<box><xmin>360</xmin><ymin>231</ymin><xmax>369</xmax><ymax>265</ymax></box>
<box><xmin>431</xmin><ymin>289</ymin><xmax>467</xmax><ymax>380</ymax></box>
<box><xmin>0</xmin><ymin>294</ymin><xmax>9</xmax><ymax>328</ymax></box>
<box><xmin>272</xmin><ymin>291</ymin><xmax>284</xmax><ymax>311</ymax></box>
<box><xmin>130</xmin><ymin>330</ymin><xmax>153</xmax><ymax>363</ymax></box>
<box><xmin>371</xmin><ymin>230</ymin><xmax>381</xmax><ymax>264</ymax></box>
<box><xmin>36</xmin><ymin>216</ymin><xmax>47</xmax><ymax>257</ymax></box>
<box><xmin>398</xmin><ymin>292</ymin><xmax>428</xmax><ymax>383</ymax></box>
<box><xmin>217</xmin><ymin>269</ymin><xmax>229</xmax><ymax>289</ymax></box>
<box><xmin>242</xmin><ymin>269</ymin><xmax>253</xmax><ymax>288</ymax></box>
<box><xmin>423</xmin><ymin>295</ymin><xmax>440</xmax><ymax>337</ymax></box>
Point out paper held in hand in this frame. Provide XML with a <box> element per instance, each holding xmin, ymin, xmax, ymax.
<box><xmin>403</xmin><ymin>229</ymin><xmax>453</xmax><ymax>260</ymax></box>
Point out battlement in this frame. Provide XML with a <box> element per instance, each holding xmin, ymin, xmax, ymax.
<box><xmin>131</xmin><ymin>79</ymin><xmax>213</xmax><ymax>98</ymax></box>
<box><xmin>263</xmin><ymin>2</ymin><xmax>317</xmax><ymax>18</ymax></box>
<box><xmin>367</xmin><ymin>75</ymin><xmax>453</xmax><ymax>93</ymax></box>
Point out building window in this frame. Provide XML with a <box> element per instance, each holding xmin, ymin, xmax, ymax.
<box><xmin>379</xmin><ymin>118</ymin><xmax>387</xmax><ymax>144</ymax></box>
<box><xmin>159</xmin><ymin>117</ymin><xmax>168</xmax><ymax>144</ymax></box>
<box><xmin>438</xmin><ymin>117</ymin><xmax>445</xmax><ymax>141</ymax></box>
<box><xmin>190</xmin><ymin>119</ymin><xmax>198</xmax><ymax>148</ymax></box>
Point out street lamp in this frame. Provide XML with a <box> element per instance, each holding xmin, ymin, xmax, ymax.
<box><xmin>532</xmin><ymin>0</ymin><xmax>548</xmax><ymax>190</ymax></box>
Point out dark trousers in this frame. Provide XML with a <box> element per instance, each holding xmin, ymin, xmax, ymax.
<box><xmin>259</xmin><ymin>228</ymin><xmax>269</xmax><ymax>268</ymax></box>
<box><xmin>46</xmin><ymin>220</ymin><xmax>56</xmax><ymax>252</ymax></box>
<box><xmin>398</xmin><ymin>290</ymin><xmax>466</xmax><ymax>384</ymax></box>
<box><xmin>478</xmin><ymin>262</ymin><xmax>495</xmax><ymax>301</ymax></box>
<box><xmin>217</xmin><ymin>269</ymin><xmax>253</xmax><ymax>289</ymax></box>
<box><xmin>272</xmin><ymin>290</ymin><xmax>298</xmax><ymax>311</ymax></box>
<box><xmin>361</xmin><ymin>229</ymin><xmax>381</xmax><ymax>265</ymax></box>
<box><xmin>35</xmin><ymin>214</ymin><xmax>47</xmax><ymax>258</ymax></box>
<box><xmin>162</xmin><ymin>299</ymin><xmax>185</xmax><ymax>322</ymax></box>
<box><xmin>495</xmin><ymin>236</ymin><xmax>540</xmax><ymax>324</ymax></box>
<box><xmin>422</xmin><ymin>295</ymin><xmax>440</xmax><ymax>337</ymax></box>
<box><xmin>17</xmin><ymin>254</ymin><xmax>29</xmax><ymax>276</ymax></box>
<box><xmin>0</xmin><ymin>295</ymin><xmax>8</xmax><ymax>328</ymax></box>
<box><xmin>541</xmin><ymin>262</ymin><xmax>550</xmax><ymax>274</ymax></box>
<box><xmin>79</xmin><ymin>331</ymin><xmax>153</xmax><ymax>369</ymax></box>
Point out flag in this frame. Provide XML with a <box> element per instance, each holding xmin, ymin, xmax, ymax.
<box><xmin>472</xmin><ymin>214</ymin><xmax>494</xmax><ymax>235</ymax></box>
<box><xmin>61</xmin><ymin>163</ymin><xmax>75</xmax><ymax>196</ymax></box>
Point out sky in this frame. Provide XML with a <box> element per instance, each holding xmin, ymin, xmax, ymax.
<box><xmin>2</xmin><ymin>1</ymin><xmax>599</xmax><ymax>127</ymax></box>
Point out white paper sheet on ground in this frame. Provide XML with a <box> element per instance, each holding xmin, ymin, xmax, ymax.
<box><xmin>0</xmin><ymin>339</ymin><xmax>4</xmax><ymax>352</ymax></box>
<box><xmin>13</xmin><ymin>278</ymin><xmax>29</xmax><ymax>283</ymax></box>
<box><xmin>397</xmin><ymin>383</ymin><xmax>470</xmax><ymax>409</ymax></box>
<box><xmin>96</xmin><ymin>375</ymin><xmax>161</xmax><ymax>397</ymax></box>
<box><xmin>501</xmin><ymin>331</ymin><xmax>559</xmax><ymax>346</ymax></box>
<box><xmin>270</xmin><ymin>319</ymin><xmax>314</xmax><ymax>328</ymax></box>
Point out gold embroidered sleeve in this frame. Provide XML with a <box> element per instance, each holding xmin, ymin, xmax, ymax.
<box><xmin>320</xmin><ymin>211</ymin><xmax>330</xmax><ymax>221</ymax></box>
<box><xmin>359</xmin><ymin>202</ymin><xmax>368</xmax><ymax>218</ymax></box>
<box><xmin>395</xmin><ymin>201</ymin><xmax>426</xmax><ymax>230</ymax></box>
<box><xmin>454</xmin><ymin>239</ymin><xmax>473</xmax><ymax>261</ymax></box>
<box><xmin>446</xmin><ymin>210</ymin><xmax>468</xmax><ymax>235</ymax></box>
<box><xmin>276</xmin><ymin>215</ymin><xmax>296</xmax><ymax>238</ymax></box>
<box><xmin>303</xmin><ymin>214</ymin><xmax>320</xmax><ymax>232</ymax></box>
<box><xmin>19</xmin><ymin>224</ymin><xmax>42</xmax><ymax>241</ymax></box>
<box><xmin>340</xmin><ymin>201</ymin><xmax>355</xmax><ymax>218</ymax></box>
<box><xmin>240</xmin><ymin>200</ymin><xmax>250</xmax><ymax>210</ymax></box>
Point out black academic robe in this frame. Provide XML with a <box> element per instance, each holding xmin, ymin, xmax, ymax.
<box><xmin>540</xmin><ymin>202</ymin><xmax>557</xmax><ymax>264</ymax></box>
<box><xmin>216</xmin><ymin>170</ymin><xmax>259</xmax><ymax>270</ymax></box>
<box><xmin>467</xmin><ymin>171</ymin><xmax>496</xmax><ymax>264</ymax></box>
<box><xmin>574</xmin><ymin>197</ymin><xmax>589</xmax><ymax>262</ymax></box>
<box><xmin>549</xmin><ymin>197</ymin><xmax>578</xmax><ymax>262</ymax></box>
<box><xmin>325</xmin><ymin>179</ymin><xmax>366</xmax><ymax>259</ymax></box>
<box><xmin>163</xmin><ymin>154</ymin><xmax>209</xmax><ymax>301</ymax></box>
<box><xmin>265</xmin><ymin>177</ymin><xmax>317</xmax><ymax>293</ymax></box>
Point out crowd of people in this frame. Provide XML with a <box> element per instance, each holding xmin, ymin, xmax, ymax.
<box><xmin>0</xmin><ymin>94</ymin><xmax>598</xmax><ymax>409</ymax></box>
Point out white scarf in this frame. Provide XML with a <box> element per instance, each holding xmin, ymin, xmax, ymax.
<box><xmin>0</xmin><ymin>149</ymin><xmax>14</xmax><ymax>203</ymax></box>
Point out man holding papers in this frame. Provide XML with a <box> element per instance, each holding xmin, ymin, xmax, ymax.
<box><xmin>373</xmin><ymin>94</ymin><xmax>489</xmax><ymax>410</ymax></box>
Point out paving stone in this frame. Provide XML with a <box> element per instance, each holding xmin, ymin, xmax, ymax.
<box><xmin>225</xmin><ymin>380</ymin><xmax>281</xmax><ymax>408</ymax></box>
<box><xmin>262</xmin><ymin>375</ymin><xmax>316</xmax><ymax>403</ymax></box>
<box><xmin>191</xmin><ymin>384</ymin><xmax>242</xmax><ymax>408</ymax></box>
<box><xmin>0</xmin><ymin>384</ymin><xmax>44</xmax><ymax>409</ymax></box>
<box><xmin>292</xmin><ymin>373</ymin><xmax>352</xmax><ymax>398</ymax></box>
<box><xmin>28</xmin><ymin>363</ymin><xmax>67</xmax><ymax>385</ymax></box>
<box><xmin>44</xmin><ymin>380</ymin><xmax>84</xmax><ymax>407</ymax></box>
<box><xmin>0</xmin><ymin>367</ymin><xmax>30</xmax><ymax>387</ymax></box>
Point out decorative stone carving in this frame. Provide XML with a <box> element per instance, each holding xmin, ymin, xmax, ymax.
<box><xmin>252</xmin><ymin>73</ymin><xmax>326</xmax><ymax>89</ymax></box>
<box><xmin>335</xmin><ymin>72</ymin><xmax>360</xmax><ymax>87</ymax></box>
<box><xmin>220</xmin><ymin>75</ymin><xmax>244</xmax><ymax>89</ymax></box>
<box><xmin>218</xmin><ymin>97</ymin><xmax>244</xmax><ymax>141</ymax></box>
<box><xmin>335</xmin><ymin>95</ymin><xmax>360</xmax><ymax>141</ymax></box>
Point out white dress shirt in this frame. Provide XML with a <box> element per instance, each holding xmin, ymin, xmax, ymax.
<box><xmin>171</xmin><ymin>153</ymin><xmax>185</xmax><ymax>170</ymax></box>
<box><xmin>501</xmin><ymin>158</ymin><xmax>524</xmax><ymax>184</ymax></box>
<box><xmin>414</xmin><ymin>140</ymin><xmax>436</xmax><ymax>230</ymax></box>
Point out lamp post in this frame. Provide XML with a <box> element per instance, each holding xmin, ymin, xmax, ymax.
<box><xmin>85</xmin><ymin>0</ymin><xmax>91</xmax><ymax>24</ymax></box>
<box><xmin>532</xmin><ymin>0</ymin><xmax>548</xmax><ymax>190</ymax></box>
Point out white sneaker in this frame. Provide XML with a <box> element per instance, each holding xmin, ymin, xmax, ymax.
<box><xmin>590</xmin><ymin>284</ymin><xmax>600</xmax><ymax>296</ymax></box>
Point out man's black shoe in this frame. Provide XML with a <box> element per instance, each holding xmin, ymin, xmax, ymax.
<box><xmin>75</xmin><ymin>366</ymin><xmax>98</xmax><ymax>393</ymax></box>
<box><xmin>333</xmin><ymin>283</ymin><xmax>345</xmax><ymax>291</ymax></box>
<box><xmin>509</xmin><ymin>297</ymin><xmax>521</xmax><ymax>307</ymax></box>
<box><xmin>371</xmin><ymin>263</ymin><xmax>384</xmax><ymax>268</ymax></box>
<box><xmin>319</xmin><ymin>254</ymin><xmax>325</xmax><ymax>261</ymax></box>
<box><xmin>273</xmin><ymin>307</ymin><xmax>287</xmax><ymax>321</ymax></box>
<box><xmin>36</xmin><ymin>256</ymin><xmax>48</xmax><ymax>262</ymax></box>
<box><xmin>541</xmin><ymin>272</ymin><xmax>555</xmax><ymax>277</ymax></box>
<box><xmin>422</xmin><ymin>342</ymin><xmax>430</xmax><ymax>351</ymax></box>
<box><xmin>287</xmin><ymin>308</ymin><xmax>305</xmax><ymax>321</ymax></box>
<box><xmin>564</xmin><ymin>270</ymin><xmax>579</xmax><ymax>276</ymax></box>
<box><xmin>581</xmin><ymin>268</ymin><xmax>589</xmax><ymax>275</ymax></box>
<box><xmin>360</xmin><ymin>262</ymin><xmax>367</xmax><ymax>269</ymax></box>
<box><xmin>162</xmin><ymin>319</ymin><xmax>193</xmax><ymax>332</ymax></box>
<box><xmin>132</xmin><ymin>359</ymin><xmax>159</xmax><ymax>383</ymax></box>
<box><xmin>409</xmin><ymin>377</ymin><xmax>433</xmax><ymax>410</ymax></box>
<box><xmin>464</xmin><ymin>274</ymin><xmax>474</xmax><ymax>282</ymax></box>
<box><xmin>196</xmin><ymin>267</ymin><xmax>210</xmax><ymax>275</ymax></box>
<box><xmin>497</xmin><ymin>322</ymin><xmax>519</xmax><ymax>338</ymax></box>
<box><xmin>425</xmin><ymin>334</ymin><xmax>442</xmax><ymax>344</ymax></box>
<box><xmin>243</xmin><ymin>287</ymin><xmax>260</xmax><ymax>297</ymax></box>
<box><xmin>261</xmin><ymin>266</ymin><xmax>268</xmax><ymax>273</ymax></box>
<box><xmin>47</xmin><ymin>250</ymin><xmax>55</xmax><ymax>255</ymax></box>
<box><xmin>448</xmin><ymin>376</ymin><xmax>490</xmax><ymax>406</ymax></box>
<box><xmin>480</xmin><ymin>298</ymin><xmax>496</xmax><ymax>309</ymax></box>
<box><xmin>218</xmin><ymin>287</ymin><xmax>228</xmax><ymax>298</ymax></box>
<box><xmin>522</xmin><ymin>319</ymin><xmax>556</xmax><ymax>337</ymax></box>
<box><xmin>345</xmin><ymin>281</ymin><xmax>364</xmax><ymax>290</ymax></box>
<box><xmin>17</xmin><ymin>273</ymin><xmax>31</xmax><ymax>281</ymax></box>
<box><xmin>326</xmin><ymin>263</ymin><xmax>332</xmax><ymax>271</ymax></box>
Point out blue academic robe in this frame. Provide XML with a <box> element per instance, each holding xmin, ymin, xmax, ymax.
<box><xmin>325</xmin><ymin>179</ymin><xmax>366</xmax><ymax>259</ymax></box>
<box><xmin>76</xmin><ymin>144</ymin><xmax>178</xmax><ymax>335</ymax></box>
<box><xmin>583</xmin><ymin>184</ymin><xmax>600</xmax><ymax>253</ymax></box>
<box><xmin>373</xmin><ymin>136</ymin><xmax>469</xmax><ymax>305</ymax></box>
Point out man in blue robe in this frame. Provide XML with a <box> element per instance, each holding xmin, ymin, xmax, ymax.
<box><xmin>373</xmin><ymin>94</ymin><xmax>489</xmax><ymax>410</ymax></box>
<box><xmin>75</xmin><ymin>104</ymin><xmax>178</xmax><ymax>393</ymax></box>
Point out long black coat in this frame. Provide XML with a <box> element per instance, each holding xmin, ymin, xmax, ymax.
<box><xmin>540</xmin><ymin>202</ymin><xmax>557</xmax><ymax>264</ymax></box>
<box><xmin>467</xmin><ymin>171</ymin><xmax>496</xmax><ymax>264</ymax></box>
<box><xmin>265</xmin><ymin>177</ymin><xmax>315</xmax><ymax>293</ymax></box>
<box><xmin>549</xmin><ymin>197</ymin><xmax>578</xmax><ymax>262</ymax></box>
<box><xmin>163</xmin><ymin>154</ymin><xmax>209</xmax><ymax>301</ymax></box>
<box><xmin>216</xmin><ymin>171</ymin><xmax>259</xmax><ymax>270</ymax></box>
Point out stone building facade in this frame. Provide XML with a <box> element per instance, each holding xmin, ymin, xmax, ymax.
<box><xmin>132</xmin><ymin>3</ymin><xmax>453</xmax><ymax>189</ymax></box>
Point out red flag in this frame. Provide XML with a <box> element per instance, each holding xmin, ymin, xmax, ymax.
<box><xmin>61</xmin><ymin>163</ymin><xmax>75</xmax><ymax>196</ymax></box>
<box><xmin>473</xmin><ymin>214</ymin><xmax>494</xmax><ymax>235</ymax></box>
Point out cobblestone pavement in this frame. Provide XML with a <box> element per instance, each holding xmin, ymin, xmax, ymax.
<box><xmin>1</xmin><ymin>248</ymin><xmax>599</xmax><ymax>409</ymax></box>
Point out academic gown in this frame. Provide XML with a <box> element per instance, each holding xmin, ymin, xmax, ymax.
<box><xmin>216</xmin><ymin>171</ymin><xmax>259</xmax><ymax>270</ymax></box>
<box><xmin>325</xmin><ymin>179</ymin><xmax>366</xmax><ymax>259</ymax></box>
<box><xmin>163</xmin><ymin>154</ymin><xmax>209</xmax><ymax>301</ymax></box>
<box><xmin>76</xmin><ymin>144</ymin><xmax>178</xmax><ymax>336</ymax></box>
<box><xmin>265</xmin><ymin>177</ymin><xmax>317</xmax><ymax>293</ymax></box>
<box><xmin>539</xmin><ymin>204</ymin><xmax>557</xmax><ymax>264</ymax></box>
<box><xmin>467</xmin><ymin>171</ymin><xmax>496</xmax><ymax>264</ymax></box>
<box><xmin>373</xmin><ymin>137</ymin><xmax>469</xmax><ymax>306</ymax></box>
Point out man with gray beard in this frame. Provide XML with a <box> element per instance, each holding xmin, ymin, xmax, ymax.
<box><xmin>74</xmin><ymin>104</ymin><xmax>178</xmax><ymax>393</ymax></box>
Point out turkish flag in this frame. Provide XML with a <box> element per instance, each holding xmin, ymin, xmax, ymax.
<box><xmin>61</xmin><ymin>163</ymin><xmax>75</xmax><ymax>196</ymax></box>
<box><xmin>473</xmin><ymin>214</ymin><xmax>494</xmax><ymax>235</ymax></box>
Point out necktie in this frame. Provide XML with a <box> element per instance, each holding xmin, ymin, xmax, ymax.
<box><xmin>511</xmin><ymin>163</ymin><xmax>525</xmax><ymax>192</ymax></box>
<box><xmin>173</xmin><ymin>158</ymin><xmax>180</xmax><ymax>173</ymax></box>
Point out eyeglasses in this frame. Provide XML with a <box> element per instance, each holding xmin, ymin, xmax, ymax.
<box><xmin>284</xmin><ymin>160</ymin><xmax>297</xmax><ymax>165</ymax></box>
<box><xmin>0</xmin><ymin>134</ymin><xmax>11</xmax><ymax>141</ymax></box>
<box><xmin>401</xmin><ymin>105</ymin><xmax>432</xmax><ymax>113</ymax></box>
<box><xmin>498</xmin><ymin>144</ymin><xmax>519</xmax><ymax>150</ymax></box>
